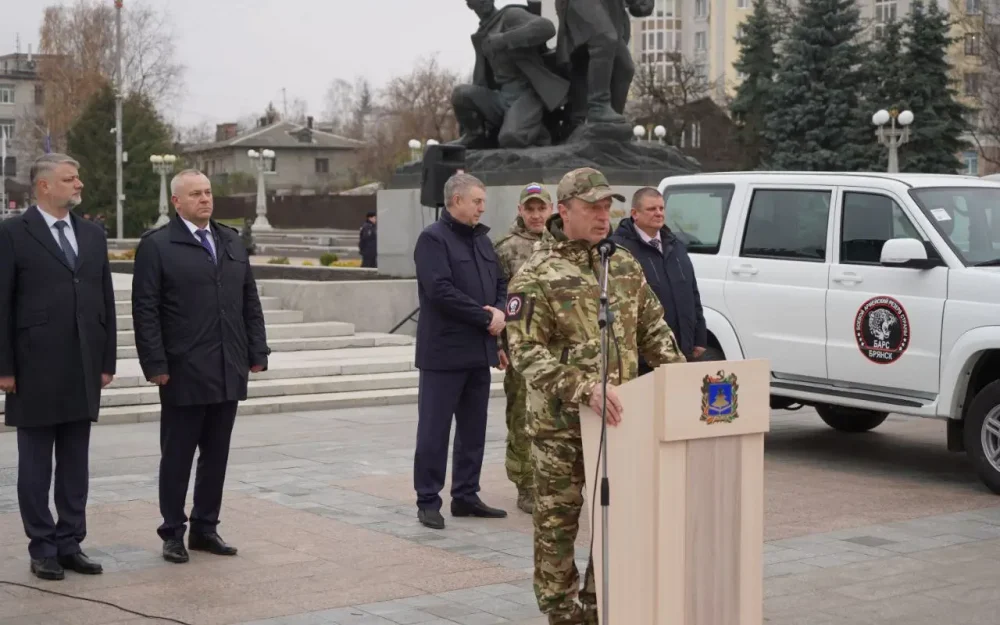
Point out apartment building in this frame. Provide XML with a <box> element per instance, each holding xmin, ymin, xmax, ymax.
<box><xmin>0</xmin><ymin>51</ymin><xmax>46</xmax><ymax>187</ymax></box>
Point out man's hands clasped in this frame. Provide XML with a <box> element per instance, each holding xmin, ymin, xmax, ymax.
<box><xmin>484</xmin><ymin>305</ymin><xmax>506</xmax><ymax>336</ymax></box>
<box><xmin>0</xmin><ymin>376</ymin><xmax>15</xmax><ymax>394</ymax></box>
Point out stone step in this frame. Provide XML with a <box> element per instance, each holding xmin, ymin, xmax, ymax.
<box><xmin>116</xmin><ymin>332</ymin><xmax>413</xmax><ymax>359</ymax></box>
<box><xmin>0</xmin><ymin>381</ymin><xmax>505</xmax><ymax>430</ymax></box>
<box><xmin>2</xmin><ymin>368</ymin><xmax>489</xmax><ymax>413</ymax></box>
<box><xmin>105</xmin><ymin>351</ymin><xmax>417</xmax><ymax>389</ymax></box>
<box><xmin>114</xmin><ymin>296</ymin><xmax>284</xmax><ymax>315</ymax></box>
<box><xmin>116</xmin><ymin>321</ymin><xmax>355</xmax><ymax>347</ymax></box>
<box><xmin>116</xmin><ymin>309</ymin><xmax>304</xmax><ymax>330</ymax></box>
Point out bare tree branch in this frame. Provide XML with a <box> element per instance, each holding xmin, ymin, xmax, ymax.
<box><xmin>627</xmin><ymin>54</ymin><xmax>712</xmax><ymax>142</ymax></box>
<box><xmin>37</xmin><ymin>0</ymin><xmax>184</xmax><ymax>150</ymax></box>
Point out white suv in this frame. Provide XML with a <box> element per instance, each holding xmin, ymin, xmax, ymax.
<box><xmin>656</xmin><ymin>172</ymin><xmax>1000</xmax><ymax>493</ymax></box>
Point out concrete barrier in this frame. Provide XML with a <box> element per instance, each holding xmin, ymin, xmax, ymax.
<box><xmin>257</xmin><ymin>279</ymin><xmax>419</xmax><ymax>336</ymax></box>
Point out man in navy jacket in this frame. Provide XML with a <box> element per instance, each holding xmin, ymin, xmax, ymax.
<box><xmin>612</xmin><ymin>187</ymin><xmax>711</xmax><ymax>373</ymax></box>
<box><xmin>412</xmin><ymin>173</ymin><xmax>509</xmax><ymax>529</ymax></box>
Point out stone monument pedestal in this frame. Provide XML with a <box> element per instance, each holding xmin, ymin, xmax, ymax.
<box><xmin>376</xmin><ymin>138</ymin><xmax>700</xmax><ymax>278</ymax></box>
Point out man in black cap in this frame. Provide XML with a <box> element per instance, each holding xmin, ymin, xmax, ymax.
<box><xmin>359</xmin><ymin>211</ymin><xmax>377</xmax><ymax>268</ymax></box>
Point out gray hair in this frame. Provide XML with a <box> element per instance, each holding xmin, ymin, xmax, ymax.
<box><xmin>30</xmin><ymin>153</ymin><xmax>80</xmax><ymax>189</ymax></box>
<box><xmin>443</xmin><ymin>173</ymin><xmax>485</xmax><ymax>208</ymax></box>
<box><xmin>170</xmin><ymin>168</ymin><xmax>208</xmax><ymax>196</ymax></box>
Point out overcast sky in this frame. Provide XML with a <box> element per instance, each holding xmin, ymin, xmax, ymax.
<box><xmin>1</xmin><ymin>0</ymin><xmax>532</xmax><ymax>130</ymax></box>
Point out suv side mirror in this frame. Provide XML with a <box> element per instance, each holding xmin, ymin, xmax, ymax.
<box><xmin>880</xmin><ymin>238</ymin><xmax>937</xmax><ymax>269</ymax></box>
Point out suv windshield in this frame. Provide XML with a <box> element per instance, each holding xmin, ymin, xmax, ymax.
<box><xmin>909</xmin><ymin>187</ymin><xmax>1000</xmax><ymax>266</ymax></box>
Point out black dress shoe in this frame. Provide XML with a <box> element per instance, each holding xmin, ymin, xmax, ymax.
<box><xmin>418</xmin><ymin>508</ymin><xmax>445</xmax><ymax>530</ymax></box>
<box><xmin>162</xmin><ymin>538</ymin><xmax>189</xmax><ymax>563</ymax></box>
<box><xmin>58</xmin><ymin>552</ymin><xmax>103</xmax><ymax>574</ymax></box>
<box><xmin>451</xmin><ymin>498</ymin><xmax>508</xmax><ymax>518</ymax></box>
<box><xmin>30</xmin><ymin>557</ymin><xmax>64</xmax><ymax>580</ymax></box>
<box><xmin>189</xmin><ymin>531</ymin><xmax>237</xmax><ymax>556</ymax></box>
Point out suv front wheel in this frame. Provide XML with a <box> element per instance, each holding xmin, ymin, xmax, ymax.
<box><xmin>815</xmin><ymin>405</ymin><xmax>889</xmax><ymax>433</ymax></box>
<box><xmin>964</xmin><ymin>380</ymin><xmax>1000</xmax><ymax>495</ymax></box>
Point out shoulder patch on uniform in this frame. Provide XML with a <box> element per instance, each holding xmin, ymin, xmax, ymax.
<box><xmin>505</xmin><ymin>292</ymin><xmax>526</xmax><ymax>320</ymax></box>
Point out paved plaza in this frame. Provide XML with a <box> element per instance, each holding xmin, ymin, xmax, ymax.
<box><xmin>1</xmin><ymin>401</ymin><xmax>1000</xmax><ymax>624</ymax></box>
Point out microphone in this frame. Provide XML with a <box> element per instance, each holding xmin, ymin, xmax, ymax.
<box><xmin>596</xmin><ymin>238</ymin><xmax>617</xmax><ymax>259</ymax></box>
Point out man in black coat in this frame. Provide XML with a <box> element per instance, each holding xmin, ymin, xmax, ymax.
<box><xmin>0</xmin><ymin>153</ymin><xmax>117</xmax><ymax>580</ymax></box>
<box><xmin>412</xmin><ymin>172</ymin><xmax>509</xmax><ymax>530</ymax></box>
<box><xmin>358</xmin><ymin>211</ymin><xmax>377</xmax><ymax>268</ymax></box>
<box><xmin>611</xmin><ymin>187</ymin><xmax>710</xmax><ymax>372</ymax></box>
<box><xmin>131</xmin><ymin>169</ymin><xmax>269</xmax><ymax>564</ymax></box>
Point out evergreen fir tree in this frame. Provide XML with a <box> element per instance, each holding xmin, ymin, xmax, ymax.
<box><xmin>67</xmin><ymin>82</ymin><xmax>173</xmax><ymax>237</ymax></box>
<box><xmin>730</xmin><ymin>0</ymin><xmax>778</xmax><ymax>169</ymax></box>
<box><xmin>762</xmin><ymin>0</ymin><xmax>872</xmax><ymax>171</ymax></box>
<box><xmin>861</xmin><ymin>19</ymin><xmax>909</xmax><ymax>170</ymax></box>
<box><xmin>898</xmin><ymin>0</ymin><xmax>972</xmax><ymax>173</ymax></box>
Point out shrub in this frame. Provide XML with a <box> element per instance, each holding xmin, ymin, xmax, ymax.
<box><xmin>267</xmin><ymin>257</ymin><xmax>290</xmax><ymax>265</ymax></box>
<box><xmin>319</xmin><ymin>252</ymin><xmax>338</xmax><ymax>266</ymax></box>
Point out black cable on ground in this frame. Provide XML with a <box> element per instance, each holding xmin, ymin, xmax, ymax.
<box><xmin>0</xmin><ymin>580</ymin><xmax>194</xmax><ymax>625</ymax></box>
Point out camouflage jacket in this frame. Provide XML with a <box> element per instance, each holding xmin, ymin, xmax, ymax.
<box><xmin>504</xmin><ymin>216</ymin><xmax>686</xmax><ymax>439</ymax></box>
<box><xmin>494</xmin><ymin>216</ymin><xmax>542</xmax><ymax>281</ymax></box>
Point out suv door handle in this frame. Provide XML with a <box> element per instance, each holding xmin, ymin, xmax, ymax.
<box><xmin>731</xmin><ymin>264</ymin><xmax>759</xmax><ymax>276</ymax></box>
<box><xmin>833</xmin><ymin>272</ymin><xmax>863</xmax><ymax>285</ymax></box>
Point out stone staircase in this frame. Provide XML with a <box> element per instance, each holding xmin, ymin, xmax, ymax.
<box><xmin>0</xmin><ymin>277</ymin><xmax>504</xmax><ymax>428</ymax></box>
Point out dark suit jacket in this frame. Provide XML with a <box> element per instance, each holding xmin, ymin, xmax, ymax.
<box><xmin>413</xmin><ymin>210</ymin><xmax>507</xmax><ymax>371</ymax></box>
<box><xmin>0</xmin><ymin>206</ymin><xmax>117</xmax><ymax>427</ymax></box>
<box><xmin>130</xmin><ymin>215</ymin><xmax>269</xmax><ymax>406</ymax></box>
<box><xmin>612</xmin><ymin>217</ymin><xmax>707</xmax><ymax>358</ymax></box>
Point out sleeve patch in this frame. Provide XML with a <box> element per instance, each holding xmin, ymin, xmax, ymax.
<box><xmin>506</xmin><ymin>293</ymin><xmax>525</xmax><ymax>320</ymax></box>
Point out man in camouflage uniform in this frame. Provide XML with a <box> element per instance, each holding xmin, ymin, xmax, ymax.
<box><xmin>504</xmin><ymin>168</ymin><xmax>686</xmax><ymax>625</ymax></box>
<box><xmin>494</xmin><ymin>182</ymin><xmax>553</xmax><ymax>514</ymax></box>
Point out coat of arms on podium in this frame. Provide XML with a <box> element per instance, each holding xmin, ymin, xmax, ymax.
<box><xmin>701</xmin><ymin>371</ymin><xmax>739</xmax><ymax>424</ymax></box>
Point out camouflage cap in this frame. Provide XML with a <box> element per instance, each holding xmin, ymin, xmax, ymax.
<box><xmin>556</xmin><ymin>167</ymin><xmax>626</xmax><ymax>204</ymax></box>
<box><xmin>519</xmin><ymin>182</ymin><xmax>551</xmax><ymax>205</ymax></box>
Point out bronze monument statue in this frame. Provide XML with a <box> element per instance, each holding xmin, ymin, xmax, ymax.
<box><xmin>556</xmin><ymin>0</ymin><xmax>654</xmax><ymax>127</ymax></box>
<box><xmin>451</xmin><ymin>0</ymin><xmax>654</xmax><ymax>149</ymax></box>
<box><xmin>452</xmin><ymin>0</ymin><xmax>571</xmax><ymax>149</ymax></box>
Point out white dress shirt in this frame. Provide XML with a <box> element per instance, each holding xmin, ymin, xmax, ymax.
<box><xmin>636</xmin><ymin>225</ymin><xmax>662</xmax><ymax>251</ymax></box>
<box><xmin>37</xmin><ymin>207</ymin><xmax>79</xmax><ymax>255</ymax></box>
<box><xmin>180</xmin><ymin>217</ymin><xmax>216</xmax><ymax>258</ymax></box>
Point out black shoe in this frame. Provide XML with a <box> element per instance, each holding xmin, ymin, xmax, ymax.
<box><xmin>162</xmin><ymin>538</ymin><xmax>189</xmax><ymax>563</ymax></box>
<box><xmin>189</xmin><ymin>531</ymin><xmax>237</xmax><ymax>556</ymax></box>
<box><xmin>30</xmin><ymin>557</ymin><xmax>64</xmax><ymax>581</ymax></box>
<box><xmin>451</xmin><ymin>498</ymin><xmax>508</xmax><ymax>519</ymax></box>
<box><xmin>58</xmin><ymin>552</ymin><xmax>103</xmax><ymax>575</ymax></box>
<box><xmin>418</xmin><ymin>508</ymin><xmax>445</xmax><ymax>530</ymax></box>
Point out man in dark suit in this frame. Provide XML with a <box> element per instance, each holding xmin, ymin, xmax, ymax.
<box><xmin>611</xmin><ymin>187</ymin><xmax>712</xmax><ymax>371</ymax></box>
<box><xmin>412</xmin><ymin>172</ymin><xmax>509</xmax><ymax>530</ymax></box>
<box><xmin>131</xmin><ymin>169</ymin><xmax>269</xmax><ymax>563</ymax></box>
<box><xmin>0</xmin><ymin>153</ymin><xmax>117</xmax><ymax>580</ymax></box>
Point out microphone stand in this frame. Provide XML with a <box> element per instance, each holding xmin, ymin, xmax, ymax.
<box><xmin>596</xmin><ymin>245</ymin><xmax>613</xmax><ymax>625</ymax></box>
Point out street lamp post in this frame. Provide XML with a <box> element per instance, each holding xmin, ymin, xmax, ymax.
<box><xmin>247</xmin><ymin>149</ymin><xmax>275</xmax><ymax>231</ymax></box>
<box><xmin>149</xmin><ymin>154</ymin><xmax>177</xmax><ymax>227</ymax></box>
<box><xmin>872</xmin><ymin>108</ymin><xmax>914</xmax><ymax>173</ymax></box>
<box><xmin>654</xmin><ymin>125</ymin><xmax>667</xmax><ymax>144</ymax></box>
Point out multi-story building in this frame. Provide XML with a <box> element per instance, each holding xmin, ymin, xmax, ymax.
<box><xmin>0</xmin><ymin>51</ymin><xmax>46</xmax><ymax>189</ymax></box>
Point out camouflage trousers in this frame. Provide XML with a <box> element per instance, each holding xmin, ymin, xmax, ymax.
<box><xmin>504</xmin><ymin>367</ymin><xmax>533</xmax><ymax>492</ymax></box>
<box><xmin>532</xmin><ymin>436</ymin><xmax>597</xmax><ymax>625</ymax></box>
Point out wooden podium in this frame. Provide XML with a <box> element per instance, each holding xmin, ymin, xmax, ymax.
<box><xmin>580</xmin><ymin>358</ymin><xmax>770</xmax><ymax>625</ymax></box>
